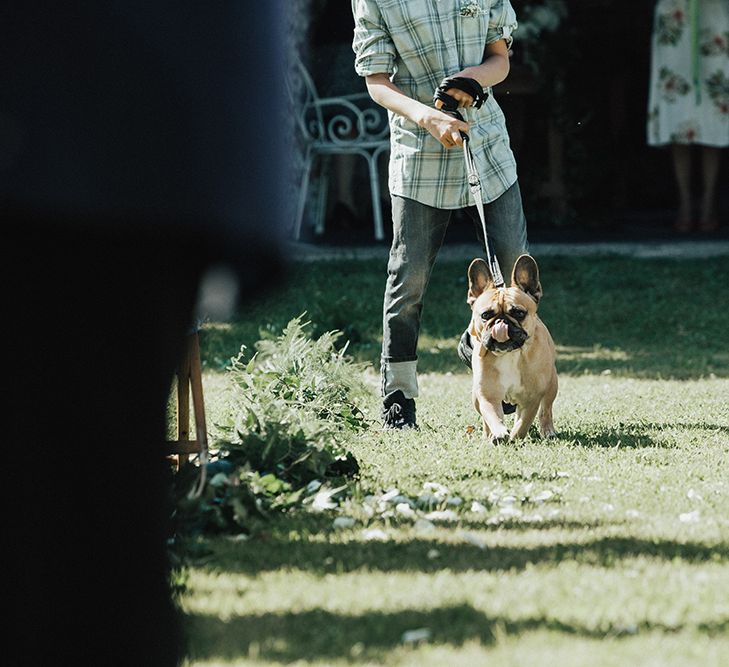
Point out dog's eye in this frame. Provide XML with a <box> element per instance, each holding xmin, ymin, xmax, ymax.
<box><xmin>480</xmin><ymin>310</ymin><xmax>494</xmax><ymax>321</ymax></box>
<box><xmin>509</xmin><ymin>308</ymin><xmax>527</xmax><ymax>321</ymax></box>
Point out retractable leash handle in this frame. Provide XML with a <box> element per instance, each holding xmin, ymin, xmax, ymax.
<box><xmin>433</xmin><ymin>79</ymin><xmax>505</xmax><ymax>288</ymax></box>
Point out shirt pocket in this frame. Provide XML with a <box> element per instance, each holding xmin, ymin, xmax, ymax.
<box><xmin>456</xmin><ymin>1</ymin><xmax>490</xmax><ymax>67</ymax></box>
<box><xmin>380</xmin><ymin>0</ymin><xmax>434</xmax><ymax>31</ymax></box>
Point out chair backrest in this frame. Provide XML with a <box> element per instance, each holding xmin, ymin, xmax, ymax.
<box><xmin>286</xmin><ymin>59</ymin><xmax>389</xmax><ymax>147</ymax></box>
<box><xmin>286</xmin><ymin>59</ymin><xmax>325</xmax><ymax>143</ymax></box>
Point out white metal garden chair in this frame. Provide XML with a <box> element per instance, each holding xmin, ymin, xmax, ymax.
<box><xmin>287</xmin><ymin>60</ymin><xmax>390</xmax><ymax>241</ymax></box>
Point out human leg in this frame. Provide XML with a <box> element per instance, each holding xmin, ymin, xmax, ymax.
<box><xmin>381</xmin><ymin>196</ymin><xmax>451</xmax><ymax>425</ymax></box>
<box><xmin>699</xmin><ymin>146</ymin><xmax>722</xmax><ymax>232</ymax></box>
<box><xmin>671</xmin><ymin>143</ymin><xmax>693</xmax><ymax>232</ymax></box>
<box><xmin>481</xmin><ymin>180</ymin><xmax>530</xmax><ymax>276</ymax></box>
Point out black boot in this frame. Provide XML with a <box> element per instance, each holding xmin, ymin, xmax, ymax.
<box><xmin>382</xmin><ymin>390</ymin><xmax>417</xmax><ymax>429</ymax></box>
<box><xmin>457</xmin><ymin>329</ymin><xmax>516</xmax><ymax>415</ymax></box>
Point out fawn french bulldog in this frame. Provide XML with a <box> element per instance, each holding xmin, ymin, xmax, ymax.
<box><xmin>467</xmin><ymin>254</ymin><xmax>558</xmax><ymax>442</ymax></box>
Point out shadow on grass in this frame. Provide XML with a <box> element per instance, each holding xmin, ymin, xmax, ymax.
<box><xmin>454</xmin><ymin>517</ymin><xmax>606</xmax><ymax>532</ymax></box>
<box><xmin>495</xmin><ymin>420</ymin><xmax>716</xmax><ymax>449</ymax></box>
<box><xmin>201</xmin><ymin>534</ymin><xmax>729</xmax><ymax>577</ymax></box>
<box><xmin>558</xmin><ymin>427</ymin><xmax>667</xmax><ymax>449</ymax></box>
<box><xmin>184</xmin><ymin>604</ymin><xmax>729</xmax><ymax>663</ymax></box>
<box><xmin>558</xmin><ymin>421</ymin><xmax>729</xmax><ymax>449</ymax></box>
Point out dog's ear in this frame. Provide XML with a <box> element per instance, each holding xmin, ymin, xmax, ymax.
<box><xmin>468</xmin><ymin>258</ymin><xmax>494</xmax><ymax>305</ymax></box>
<box><xmin>511</xmin><ymin>254</ymin><xmax>543</xmax><ymax>304</ymax></box>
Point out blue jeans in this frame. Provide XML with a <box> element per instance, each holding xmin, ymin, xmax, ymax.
<box><xmin>381</xmin><ymin>180</ymin><xmax>529</xmax><ymax>398</ymax></box>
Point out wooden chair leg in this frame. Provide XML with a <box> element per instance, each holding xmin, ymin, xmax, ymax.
<box><xmin>176</xmin><ymin>337</ymin><xmax>193</xmax><ymax>468</ymax></box>
<box><xmin>167</xmin><ymin>332</ymin><xmax>207</xmax><ymax>469</ymax></box>
<box><xmin>188</xmin><ymin>332</ymin><xmax>208</xmax><ymax>457</ymax></box>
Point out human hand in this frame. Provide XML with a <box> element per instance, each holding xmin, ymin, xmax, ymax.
<box><xmin>419</xmin><ymin>108</ymin><xmax>469</xmax><ymax>149</ymax></box>
<box><xmin>434</xmin><ymin>88</ymin><xmax>474</xmax><ymax>110</ymax></box>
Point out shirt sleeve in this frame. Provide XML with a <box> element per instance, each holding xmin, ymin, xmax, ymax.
<box><xmin>486</xmin><ymin>0</ymin><xmax>518</xmax><ymax>50</ymax></box>
<box><xmin>351</xmin><ymin>0</ymin><xmax>396</xmax><ymax>77</ymax></box>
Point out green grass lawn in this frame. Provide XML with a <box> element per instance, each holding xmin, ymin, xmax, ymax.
<box><xmin>180</xmin><ymin>255</ymin><xmax>729</xmax><ymax>666</ymax></box>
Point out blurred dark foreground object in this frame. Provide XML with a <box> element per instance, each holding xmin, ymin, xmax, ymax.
<box><xmin>2</xmin><ymin>2</ymin><xmax>286</xmax><ymax>665</ymax></box>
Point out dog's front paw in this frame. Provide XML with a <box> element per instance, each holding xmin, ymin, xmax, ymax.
<box><xmin>487</xmin><ymin>424</ymin><xmax>510</xmax><ymax>444</ymax></box>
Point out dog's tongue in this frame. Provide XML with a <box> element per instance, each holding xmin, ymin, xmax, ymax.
<box><xmin>491</xmin><ymin>320</ymin><xmax>510</xmax><ymax>343</ymax></box>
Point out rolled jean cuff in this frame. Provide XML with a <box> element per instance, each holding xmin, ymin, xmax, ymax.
<box><xmin>381</xmin><ymin>354</ymin><xmax>418</xmax><ymax>364</ymax></box>
<box><xmin>381</xmin><ymin>360</ymin><xmax>419</xmax><ymax>399</ymax></box>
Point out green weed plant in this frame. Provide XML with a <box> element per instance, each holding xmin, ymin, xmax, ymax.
<box><xmin>176</xmin><ymin>316</ymin><xmax>367</xmax><ymax>536</ymax></box>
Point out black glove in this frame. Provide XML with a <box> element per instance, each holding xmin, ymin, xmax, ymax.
<box><xmin>433</xmin><ymin>76</ymin><xmax>488</xmax><ymax>112</ymax></box>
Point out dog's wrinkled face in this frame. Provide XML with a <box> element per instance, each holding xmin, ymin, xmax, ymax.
<box><xmin>467</xmin><ymin>255</ymin><xmax>543</xmax><ymax>356</ymax></box>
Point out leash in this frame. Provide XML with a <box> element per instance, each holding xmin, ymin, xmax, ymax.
<box><xmin>433</xmin><ymin>77</ymin><xmax>505</xmax><ymax>288</ymax></box>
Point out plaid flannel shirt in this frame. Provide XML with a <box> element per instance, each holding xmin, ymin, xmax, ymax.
<box><xmin>352</xmin><ymin>0</ymin><xmax>518</xmax><ymax>208</ymax></box>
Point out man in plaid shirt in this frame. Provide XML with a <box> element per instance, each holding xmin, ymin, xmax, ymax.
<box><xmin>352</xmin><ymin>0</ymin><xmax>529</xmax><ymax>429</ymax></box>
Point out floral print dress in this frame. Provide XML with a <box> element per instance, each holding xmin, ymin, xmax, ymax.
<box><xmin>647</xmin><ymin>0</ymin><xmax>729</xmax><ymax>147</ymax></box>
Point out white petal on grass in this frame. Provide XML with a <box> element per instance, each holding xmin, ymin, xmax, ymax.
<box><xmin>625</xmin><ymin>509</ymin><xmax>641</xmax><ymax>519</ymax></box>
<box><xmin>423</xmin><ymin>482</ymin><xmax>450</xmax><ymax>498</ymax></box>
<box><xmin>533</xmin><ymin>490</ymin><xmax>553</xmax><ymax>503</ymax></box>
<box><xmin>602</xmin><ymin>503</ymin><xmax>615</xmax><ymax>513</ymax></box>
<box><xmin>396</xmin><ymin>503</ymin><xmax>416</xmax><ymax>518</ymax></box>
<box><xmin>470</xmin><ymin>501</ymin><xmax>488</xmax><ymax>514</ymax></box>
<box><xmin>308</xmin><ymin>485</ymin><xmax>347</xmax><ymax>512</ymax></box>
<box><xmin>424</xmin><ymin>509</ymin><xmax>459</xmax><ymax>522</ymax></box>
<box><xmin>332</xmin><ymin>517</ymin><xmax>356</xmax><ymax>529</ymax></box>
<box><xmin>427</xmin><ymin>549</ymin><xmax>440</xmax><ymax>560</ymax></box>
<box><xmin>401</xmin><ymin>628</ymin><xmax>431</xmax><ymax>644</ymax></box>
<box><xmin>414</xmin><ymin>518</ymin><xmax>436</xmax><ymax>533</ymax></box>
<box><xmin>361</xmin><ymin>528</ymin><xmax>389</xmax><ymax>542</ymax></box>
<box><xmin>679</xmin><ymin>510</ymin><xmax>701</xmax><ymax>523</ymax></box>
<box><xmin>555</xmin><ymin>471</ymin><xmax>570</xmax><ymax>478</ymax></box>
<box><xmin>446</xmin><ymin>496</ymin><xmax>463</xmax><ymax>507</ymax></box>
<box><xmin>380</xmin><ymin>488</ymin><xmax>400</xmax><ymax>502</ymax></box>
<box><xmin>687</xmin><ymin>489</ymin><xmax>703</xmax><ymax>502</ymax></box>
<box><xmin>499</xmin><ymin>495</ymin><xmax>518</xmax><ymax>506</ymax></box>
